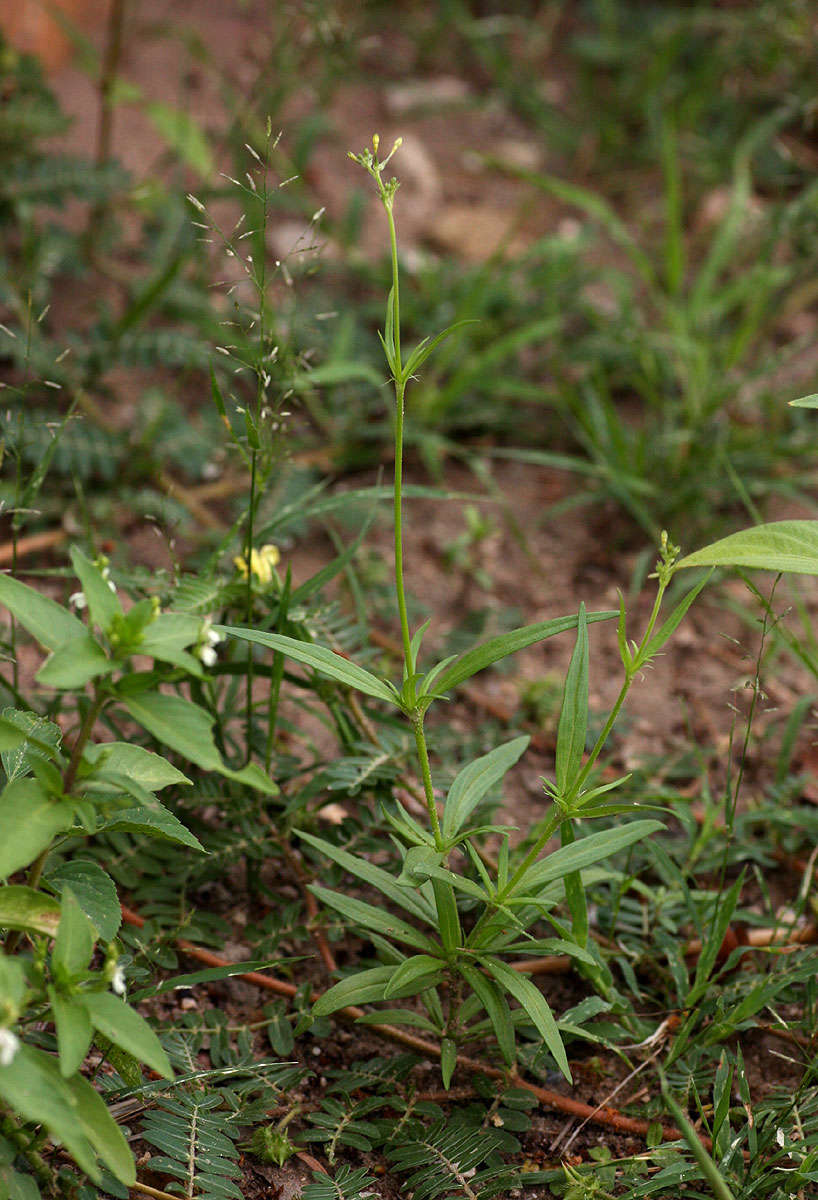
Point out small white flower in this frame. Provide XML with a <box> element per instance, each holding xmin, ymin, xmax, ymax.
<box><xmin>69</xmin><ymin>592</ymin><xmax>87</xmax><ymax>609</ymax></box>
<box><xmin>0</xmin><ymin>1029</ymin><xmax>20</xmax><ymax>1067</ymax></box>
<box><xmin>196</xmin><ymin>619</ymin><xmax>223</xmax><ymax>668</ymax></box>
<box><xmin>111</xmin><ymin>965</ymin><xmax>126</xmax><ymax>996</ymax></box>
<box><xmin>107</xmin><ymin>580</ymin><xmax>117</xmax><ymax>594</ymax></box>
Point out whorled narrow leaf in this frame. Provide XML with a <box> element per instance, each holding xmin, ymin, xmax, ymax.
<box><xmin>312</xmin><ymin>967</ymin><xmax>397</xmax><ymax>1017</ymax></box>
<box><xmin>482</xmin><ymin>957</ymin><xmax>570</xmax><ymax>1081</ymax></box>
<box><xmin>298</xmin><ymin>832</ymin><xmax>435</xmax><ymax>922</ymax></box>
<box><xmin>431</xmin><ymin>610</ymin><xmax>615</xmax><ymax>696</ymax></box>
<box><xmin>639</xmin><ymin>572</ymin><xmax>712</xmax><ymax>664</ymax></box>
<box><xmin>555</xmin><ymin>603</ymin><xmax>588</xmax><ymax>798</ymax></box>
<box><xmin>310</xmin><ymin>884</ymin><xmax>438</xmax><ymax>953</ymax></box>
<box><xmin>443</xmin><ymin>736</ymin><xmax>529</xmax><ymax>839</ymax></box>
<box><xmin>560</xmin><ymin>821</ymin><xmax>588</xmax><ymax>949</ymax></box>
<box><xmin>458</xmin><ymin>964</ymin><xmax>515</xmax><ymax>1066</ymax></box>
<box><xmin>383</xmin><ymin>955</ymin><xmax>445</xmax><ymax>1001</ymax></box>
<box><xmin>518</xmin><ymin>819</ymin><xmax>664</xmax><ymax>893</ymax></box>
<box><xmin>401</xmin><ymin>320</ymin><xmax>474</xmax><ymax>380</ymax></box>
<box><xmin>217</xmin><ymin>626</ymin><xmax>397</xmax><ymax>704</ymax></box>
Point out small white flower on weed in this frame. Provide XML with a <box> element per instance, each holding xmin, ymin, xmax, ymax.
<box><xmin>196</xmin><ymin>619</ymin><xmax>224</xmax><ymax>668</ymax></box>
<box><xmin>69</xmin><ymin>592</ymin><xmax>87</xmax><ymax>609</ymax></box>
<box><xmin>776</xmin><ymin>1128</ymin><xmax>786</xmax><ymax>1148</ymax></box>
<box><xmin>0</xmin><ymin>1029</ymin><xmax>20</xmax><ymax>1066</ymax></box>
<box><xmin>111</xmin><ymin>965</ymin><xmax>126</xmax><ymax>996</ymax></box>
<box><xmin>99</xmin><ymin>565</ymin><xmax>117</xmax><ymax>593</ymax></box>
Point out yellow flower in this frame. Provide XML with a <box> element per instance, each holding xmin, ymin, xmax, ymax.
<box><xmin>234</xmin><ymin>544</ymin><xmax>280</xmax><ymax>586</ymax></box>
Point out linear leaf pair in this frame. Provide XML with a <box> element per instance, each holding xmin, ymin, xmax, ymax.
<box><xmin>219</xmin><ymin>609</ymin><xmax>617</xmax><ymax>713</ymax></box>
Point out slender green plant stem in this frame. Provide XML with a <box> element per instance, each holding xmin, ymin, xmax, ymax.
<box><xmin>244</xmin><ymin>449</ymin><xmax>257</xmax><ymax>764</ymax></box>
<box><xmin>62</xmin><ymin>689</ymin><xmax>107</xmax><ymax>797</ymax></box>
<box><xmin>383</xmin><ymin>193</ymin><xmax>414</xmax><ymax>684</ymax></box>
<box><xmin>496</xmin><ymin>807</ymin><xmax>563</xmax><ymax>905</ymax></box>
<box><xmin>372</xmin><ymin>151</ymin><xmax>458</xmax><ymax>971</ymax></box>
<box><xmin>573</xmin><ymin>577</ymin><xmax>667</xmax><ymax>794</ymax></box>
<box><xmin>413</xmin><ymin>715</ymin><xmax>443</xmax><ymax>850</ymax></box>
<box><xmin>385</xmin><ymin>204</ymin><xmax>402</xmax><ymax>371</ymax></box>
<box><xmin>393</xmin><ymin>378</ymin><xmax>414</xmax><ymax>682</ymax></box>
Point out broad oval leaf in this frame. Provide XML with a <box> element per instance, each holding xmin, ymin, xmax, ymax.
<box><xmin>64</xmin><ymin>1064</ymin><xmax>136</xmax><ymax>1185</ymax></box>
<box><xmin>217</xmin><ymin>626</ymin><xmax>397</xmax><ymax>704</ymax></box>
<box><xmin>81</xmin><ymin>742</ymin><xmax>191</xmax><ymax>791</ymax></box>
<box><xmin>98</xmin><ymin>803</ymin><xmax>204</xmax><ymax>853</ymax></box>
<box><xmin>0</xmin><ymin>1045</ymin><xmax>102</xmax><ymax>1182</ymax></box>
<box><xmin>53</xmin><ymin>890</ymin><xmax>95</xmax><ymax>978</ymax></box>
<box><xmin>0</xmin><ymin>573</ymin><xmax>86</xmax><ymax>651</ymax></box>
<box><xmin>0</xmin><ymin>886</ymin><xmax>60</xmax><ymax>936</ymax></box>
<box><xmin>45</xmin><ymin>860</ymin><xmax>121</xmax><ymax>941</ymax></box>
<box><xmin>0</xmin><ymin>718</ymin><xmax>26</xmax><ymax>753</ymax></box>
<box><xmin>1</xmin><ymin>709</ymin><xmax>62</xmax><ymax>782</ymax></box>
<box><xmin>0</xmin><ymin>779</ymin><xmax>74</xmax><ymax>879</ymax></box>
<box><xmin>49</xmin><ymin>989</ymin><xmax>93</xmax><ymax>1077</ymax></box>
<box><xmin>37</xmin><ymin>634</ymin><xmax>114</xmax><ymax>690</ymax></box>
<box><xmin>676</xmin><ymin>520</ymin><xmax>818</xmax><ymax>575</ymax></box>
<box><xmin>122</xmin><ymin>691</ymin><xmax>276</xmax><ymax>795</ymax></box>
